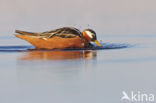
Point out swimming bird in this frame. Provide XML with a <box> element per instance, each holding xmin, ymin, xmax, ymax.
<box><xmin>15</xmin><ymin>27</ymin><xmax>102</xmax><ymax>49</ymax></box>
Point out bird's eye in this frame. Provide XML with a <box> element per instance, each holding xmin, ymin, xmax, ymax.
<box><xmin>92</xmin><ymin>34</ymin><xmax>95</xmax><ymax>37</ymax></box>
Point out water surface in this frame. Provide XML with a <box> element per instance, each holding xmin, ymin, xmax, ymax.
<box><xmin>0</xmin><ymin>35</ymin><xmax>156</xmax><ymax>103</ymax></box>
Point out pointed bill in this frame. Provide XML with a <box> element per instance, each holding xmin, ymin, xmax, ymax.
<box><xmin>94</xmin><ymin>40</ymin><xmax>102</xmax><ymax>47</ymax></box>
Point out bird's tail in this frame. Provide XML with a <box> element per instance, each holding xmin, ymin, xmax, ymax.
<box><xmin>15</xmin><ymin>30</ymin><xmax>36</xmax><ymax>36</ymax></box>
<box><xmin>15</xmin><ymin>30</ymin><xmax>38</xmax><ymax>41</ymax></box>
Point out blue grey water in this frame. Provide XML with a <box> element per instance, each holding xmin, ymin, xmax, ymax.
<box><xmin>1</xmin><ymin>0</ymin><xmax>156</xmax><ymax>102</ymax></box>
<box><xmin>0</xmin><ymin>34</ymin><xmax>156</xmax><ymax>103</ymax></box>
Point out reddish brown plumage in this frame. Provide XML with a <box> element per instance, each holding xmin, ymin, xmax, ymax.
<box><xmin>15</xmin><ymin>27</ymin><xmax>101</xmax><ymax>49</ymax></box>
<box><xmin>15</xmin><ymin>34</ymin><xmax>88</xmax><ymax>49</ymax></box>
<box><xmin>82</xmin><ymin>31</ymin><xmax>92</xmax><ymax>42</ymax></box>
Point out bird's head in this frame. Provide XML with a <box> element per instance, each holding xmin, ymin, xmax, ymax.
<box><xmin>82</xmin><ymin>29</ymin><xmax>102</xmax><ymax>47</ymax></box>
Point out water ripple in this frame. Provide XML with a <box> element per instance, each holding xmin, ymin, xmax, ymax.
<box><xmin>0</xmin><ymin>43</ymin><xmax>130</xmax><ymax>52</ymax></box>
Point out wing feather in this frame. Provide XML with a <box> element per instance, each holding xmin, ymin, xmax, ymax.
<box><xmin>41</xmin><ymin>27</ymin><xmax>81</xmax><ymax>38</ymax></box>
<box><xmin>16</xmin><ymin>27</ymin><xmax>81</xmax><ymax>38</ymax></box>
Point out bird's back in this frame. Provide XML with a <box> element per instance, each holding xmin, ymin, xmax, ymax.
<box><xmin>15</xmin><ymin>27</ymin><xmax>82</xmax><ymax>38</ymax></box>
<box><xmin>15</xmin><ymin>27</ymin><xmax>85</xmax><ymax>49</ymax></box>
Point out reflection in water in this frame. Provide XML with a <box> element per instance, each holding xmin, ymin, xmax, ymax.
<box><xmin>19</xmin><ymin>50</ymin><xmax>97</xmax><ymax>60</ymax></box>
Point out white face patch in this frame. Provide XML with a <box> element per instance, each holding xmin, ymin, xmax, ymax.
<box><xmin>85</xmin><ymin>31</ymin><xmax>93</xmax><ymax>39</ymax></box>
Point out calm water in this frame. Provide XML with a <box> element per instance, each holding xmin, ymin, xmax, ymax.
<box><xmin>0</xmin><ymin>34</ymin><xmax>156</xmax><ymax>103</ymax></box>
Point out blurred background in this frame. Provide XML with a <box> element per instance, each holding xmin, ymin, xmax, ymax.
<box><xmin>0</xmin><ymin>0</ymin><xmax>156</xmax><ymax>35</ymax></box>
<box><xmin>0</xmin><ymin>1</ymin><xmax>156</xmax><ymax>103</ymax></box>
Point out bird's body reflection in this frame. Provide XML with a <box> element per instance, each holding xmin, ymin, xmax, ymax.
<box><xmin>20</xmin><ymin>50</ymin><xmax>97</xmax><ymax>60</ymax></box>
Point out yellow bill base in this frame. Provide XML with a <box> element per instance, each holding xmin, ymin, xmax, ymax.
<box><xmin>94</xmin><ymin>40</ymin><xmax>102</xmax><ymax>47</ymax></box>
